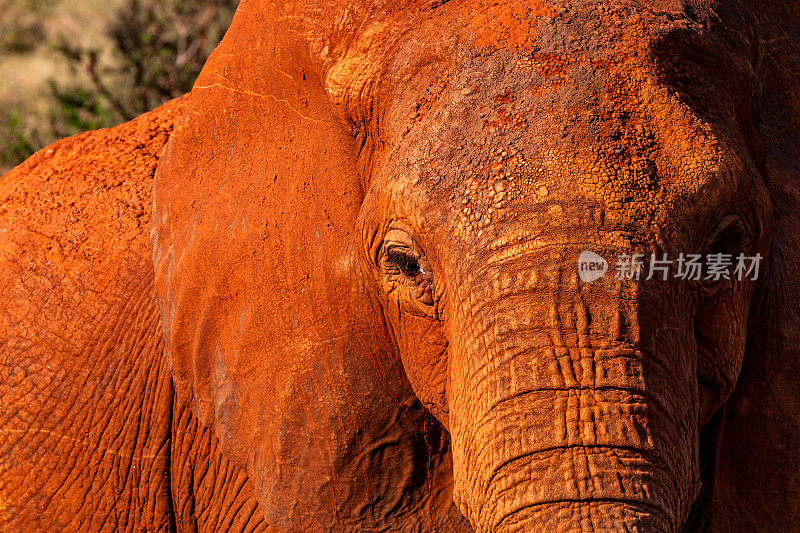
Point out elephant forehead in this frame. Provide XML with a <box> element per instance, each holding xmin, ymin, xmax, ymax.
<box><xmin>378</xmin><ymin>61</ymin><xmax>736</xmax><ymax>238</ymax></box>
<box><xmin>326</xmin><ymin>0</ymin><xmax>690</xmax><ymax>114</ymax></box>
<box><xmin>365</xmin><ymin>3</ymin><xmax>745</xmax><ymax>228</ymax></box>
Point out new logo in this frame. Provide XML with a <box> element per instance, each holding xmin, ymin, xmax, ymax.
<box><xmin>578</xmin><ymin>251</ymin><xmax>608</xmax><ymax>282</ymax></box>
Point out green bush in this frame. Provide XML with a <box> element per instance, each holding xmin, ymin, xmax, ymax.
<box><xmin>0</xmin><ymin>110</ymin><xmax>42</xmax><ymax>169</ymax></box>
<box><xmin>0</xmin><ymin>0</ymin><xmax>238</xmax><ymax>173</ymax></box>
<box><xmin>0</xmin><ymin>0</ymin><xmax>55</xmax><ymax>54</ymax></box>
<box><xmin>52</xmin><ymin>0</ymin><xmax>238</xmax><ymax>126</ymax></box>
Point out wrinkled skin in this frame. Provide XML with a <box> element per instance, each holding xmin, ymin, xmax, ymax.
<box><xmin>2</xmin><ymin>0</ymin><xmax>800</xmax><ymax>531</ymax></box>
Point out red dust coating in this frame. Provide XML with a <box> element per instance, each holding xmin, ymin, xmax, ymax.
<box><xmin>2</xmin><ymin>0</ymin><xmax>800</xmax><ymax>531</ymax></box>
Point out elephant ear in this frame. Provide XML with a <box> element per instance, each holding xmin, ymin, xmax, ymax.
<box><xmin>151</xmin><ymin>1</ymin><xmax>461</xmax><ymax>529</ymax></box>
<box><xmin>710</xmin><ymin>2</ymin><xmax>800</xmax><ymax>528</ymax></box>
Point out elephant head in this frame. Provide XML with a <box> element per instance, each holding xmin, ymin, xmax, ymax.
<box><xmin>152</xmin><ymin>0</ymin><xmax>800</xmax><ymax>530</ymax></box>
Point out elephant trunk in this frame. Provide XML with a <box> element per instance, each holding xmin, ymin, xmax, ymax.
<box><xmin>447</xmin><ymin>254</ymin><xmax>700</xmax><ymax>531</ymax></box>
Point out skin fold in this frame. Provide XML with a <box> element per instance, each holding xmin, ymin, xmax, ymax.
<box><xmin>2</xmin><ymin>0</ymin><xmax>800</xmax><ymax>531</ymax></box>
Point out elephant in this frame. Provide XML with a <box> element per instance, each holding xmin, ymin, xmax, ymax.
<box><xmin>2</xmin><ymin>0</ymin><xmax>800</xmax><ymax>530</ymax></box>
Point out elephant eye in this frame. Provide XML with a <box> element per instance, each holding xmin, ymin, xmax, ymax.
<box><xmin>700</xmin><ymin>215</ymin><xmax>749</xmax><ymax>289</ymax></box>
<box><xmin>385</xmin><ymin>247</ymin><xmax>424</xmax><ymax>277</ymax></box>
<box><xmin>375</xmin><ymin>228</ymin><xmax>437</xmax><ymax>318</ymax></box>
<box><xmin>709</xmin><ymin>224</ymin><xmax>745</xmax><ymax>256</ymax></box>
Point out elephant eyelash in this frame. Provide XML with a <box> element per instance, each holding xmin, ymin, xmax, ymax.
<box><xmin>707</xmin><ymin>214</ymin><xmax>748</xmax><ymax>256</ymax></box>
<box><xmin>376</xmin><ymin>230</ymin><xmax>437</xmax><ymax>318</ymax></box>
<box><xmin>385</xmin><ymin>248</ymin><xmax>425</xmax><ymax>277</ymax></box>
<box><xmin>709</xmin><ymin>225</ymin><xmax>745</xmax><ymax>256</ymax></box>
<box><xmin>697</xmin><ymin>216</ymin><xmax>750</xmax><ymax>292</ymax></box>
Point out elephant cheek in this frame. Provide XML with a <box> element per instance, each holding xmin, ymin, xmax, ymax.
<box><xmin>394</xmin><ymin>312</ymin><xmax>451</xmax><ymax>427</ymax></box>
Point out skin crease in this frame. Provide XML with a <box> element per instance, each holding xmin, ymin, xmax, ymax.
<box><xmin>2</xmin><ymin>0</ymin><xmax>800</xmax><ymax>532</ymax></box>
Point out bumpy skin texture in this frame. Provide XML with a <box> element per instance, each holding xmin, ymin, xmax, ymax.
<box><xmin>0</xmin><ymin>100</ymin><xmax>272</xmax><ymax>532</ymax></box>
<box><xmin>3</xmin><ymin>0</ymin><xmax>800</xmax><ymax>531</ymax></box>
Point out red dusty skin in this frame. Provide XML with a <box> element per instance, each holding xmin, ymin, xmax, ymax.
<box><xmin>446</xmin><ymin>249</ymin><xmax>699</xmax><ymax>532</ymax></box>
<box><xmin>2</xmin><ymin>0</ymin><xmax>800</xmax><ymax>532</ymax></box>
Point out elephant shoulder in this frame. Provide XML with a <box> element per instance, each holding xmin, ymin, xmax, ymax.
<box><xmin>0</xmin><ymin>95</ymin><xmax>188</xmax><ymax>278</ymax></box>
<box><xmin>0</xmin><ymin>97</ymin><xmax>186</xmax><ymax>531</ymax></box>
<box><xmin>0</xmin><ymin>96</ymin><xmax>187</xmax><ymax>353</ymax></box>
<box><xmin>0</xmin><ymin>96</ymin><xmax>186</xmax><ymax>266</ymax></box>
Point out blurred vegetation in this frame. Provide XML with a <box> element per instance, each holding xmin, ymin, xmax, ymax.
<box><xmin>0</xmin><ymin>0</ymin><xmax>56</xmax><ymax>54</ymax></box>
<box><xmin>0</xmin><ymin>0</ymin><xmax>238</xmax><ymax>173</ymax></box>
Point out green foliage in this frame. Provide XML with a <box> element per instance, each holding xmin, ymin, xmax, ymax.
<box><xmin>0</xmin><ymin>110</ymin><xmax>41</xmax><ymax>169</ymax></box>
<box><xmin>51</xmin><ymin>0</ymin><xmax>239</xmax><ymax>126</ymax></box>
<box><xmin>48</xmin><ymin>82</ymin><xmax>117</xmax><ymax>137</ymax></box>
<box><xmin>0</xmin><ymin>0</ymin><xmax>55</xmax><ymax>54</ymax></box>
<box><xmin>0</xmin><ymin>0</ymin><xmax>238</xmax><ymax>173</ymax></box>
